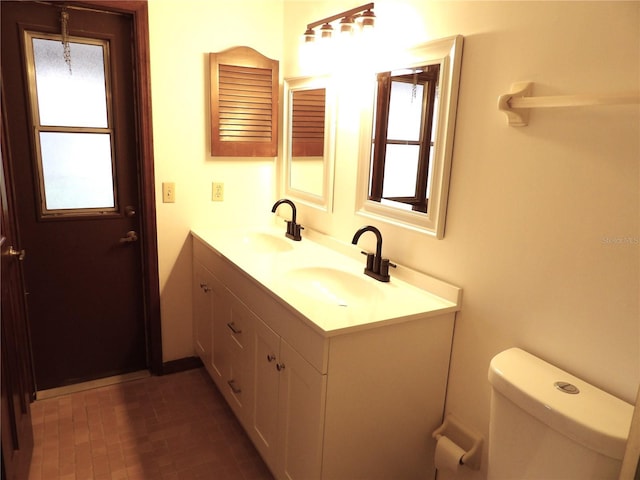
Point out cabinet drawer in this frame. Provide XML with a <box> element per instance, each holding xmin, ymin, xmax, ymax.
<box><xmin>227</xmin><ymin>294</ymin><xmax>252</xmax><ymax>350</ymax></box>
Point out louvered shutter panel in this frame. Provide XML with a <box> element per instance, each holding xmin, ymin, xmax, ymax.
<box><xmin>210</xmin><ymin>47</ymin><xmax>279</xmax><ymax>157</ymax></box>
<box><xmin>291</xmin><ymin>89</ymin><xmax>325</xmax><ymax>157</ymax></box>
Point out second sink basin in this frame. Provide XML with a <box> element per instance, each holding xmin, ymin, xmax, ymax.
<box><xmin>281</xmin><ymin>266</ymin><xmax>381</xmax><ymax>307</ymax></box>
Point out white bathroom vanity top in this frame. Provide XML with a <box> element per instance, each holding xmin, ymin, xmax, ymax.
<box><xmin>191</xmin><ymin>225</ymin><xmax>462</xmax><ymax>336</ymax></box>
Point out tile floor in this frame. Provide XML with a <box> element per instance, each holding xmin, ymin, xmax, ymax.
<box><xmin>28</xmin><ymin>368</ymin><xmax>275</xmax><ymax>480</ymax></box>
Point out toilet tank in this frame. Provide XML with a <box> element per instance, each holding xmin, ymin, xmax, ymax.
<box><xmin>487</xmin><ymin>348</ymin><xmax>633</xmax><ymax>480</ymax></box>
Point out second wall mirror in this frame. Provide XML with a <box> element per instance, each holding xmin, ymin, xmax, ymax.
<box><xmin>356</xmin><ymin>35</ymin><xmax>464</xmax><ymax>238</ymax></box>
<box><xmin>283</xmin><ymin>75</ymin><xmax>336</xmax><ymax>211</ymax></box>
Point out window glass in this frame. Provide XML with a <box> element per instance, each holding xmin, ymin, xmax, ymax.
<box><xmin>382</xmin><ymin>144</ymin><xmax>419</xmax><ymax>197</ymax></box>
<box><xmin>386</xmin><ymin>81</ymin><xmax>424</xmax><ymax>141</ymax></box>
<box><xmin>40</xmin><ymin>132</ymin><xmax>115</xmax><ymax>210</ymax></box>
<box><xmin>33</xmin><ymin>38</ymin><xmax>108</xmax><ymax>127</ymax></box>
<box><xmin>27</xmin><ymin>32</ymin><xmax>116</xmax><ymax>216</ymax></box>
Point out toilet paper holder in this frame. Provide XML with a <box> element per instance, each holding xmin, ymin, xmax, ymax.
<box><xmin>432</xmin><ymin>414</ymin><xmax>483</xmax><ymax>470</ymax></box>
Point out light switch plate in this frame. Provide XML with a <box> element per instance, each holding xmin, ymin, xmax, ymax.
<box><xmin>162</xmin><ymin>182</ymin><xmax>175</xmax><ymax>203</ymax></box>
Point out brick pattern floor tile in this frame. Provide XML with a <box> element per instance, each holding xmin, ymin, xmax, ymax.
<box><xmin>28</xmin><ymin>369</ymin><xmax>274</xmax><ymax>480</ymax></box>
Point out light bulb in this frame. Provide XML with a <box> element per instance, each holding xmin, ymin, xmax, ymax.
<box><xmin>303</xmin><ymin>27</ymin><xmax>315</xmax><ymax>43</ymax></box>
<box><xmin>359</xmin><ymin>9</ymin><xmax>375</xmax><ymax>31</ymax></box>
<box><xmin>319</xmin><ymin>23</ymin><xmax>333</xmax><ymax>40</ymax></box>
<box><xmin>339</xmin><ymin>16</ymin><xmax>355</xmax><ymax>36</ymax></box>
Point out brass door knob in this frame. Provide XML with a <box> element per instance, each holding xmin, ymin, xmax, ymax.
<box><xmin>7</xmin><ymin>246</ymin><xmax>26</xmax><ymax>260</ymax></box>
<box><xmin>119</xmin><ymin>231</ymin><xmax>138</xmax><ymax>243</ymax></box>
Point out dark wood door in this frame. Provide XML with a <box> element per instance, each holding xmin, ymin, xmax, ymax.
<box><xmin>2</xmin><ymin>1</ymin><xmax>149</xmax><ymax>391</ymax></box>
<box><xmin>1</xmin><ymin>92</ymin><xmax>34</xmax><ymax>480</ymax></box>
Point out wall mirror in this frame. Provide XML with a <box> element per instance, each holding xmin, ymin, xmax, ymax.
<box><xmin>283</xmin><ymin>75</ymin><xmax>336</xmax><ymax>211</ymax></box>
<box><xmin>356</xmin><ymin>35</ymin><xmax>463</xmax><ymax>238</ymax></box>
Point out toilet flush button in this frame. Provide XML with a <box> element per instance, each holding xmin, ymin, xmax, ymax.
<box><xmin>554</xmin><ymin>381</ymin><xmax>580</xmax><ymax>394</ymax></box>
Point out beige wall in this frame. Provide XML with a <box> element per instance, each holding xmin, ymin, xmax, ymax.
<box><xmin>285</xmin><ymin>2</ymin><xmax>639</xmax><ymax>478</ymax></box>
<box><xmin>150</xmin><ymin>1</ymin><xmax>639</xmax><ymax>477</ymax></box>
<box><xmin>148</xmin><ymin>0</ymin><xmax>284</xmax><ymax>361</ymax></box>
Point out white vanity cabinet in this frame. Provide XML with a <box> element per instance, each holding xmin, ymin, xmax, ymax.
<box><xmin>194</xmin><ymin>236</ymin><xmax>326</xmax><ymax>479</ymax></box>
<box><xmin>192</xmin><ymin>244</ymin><xmax>256</xmax><ymax>427</ymax></box>
<box><xmin>191</xmin><ymin>231</ymin><xmax>461</xmax><ymax>480</ymax></box>
<box><xmin>192</xmin><ymin>261</ymin><xmax>213</xmax><ymax>374</ymax></box>
<box><xmin>222</xmin><ymin>292</ymin><xmax>256</xmax><ymax>424</ymax></box>
<box><xmin>251</xmin><ymin>318</ymin><xmax>281</xmax><ymax>468</ymax></box>
<box><xmin>252</xmin><ymin>318</ymin><xmax>326</xmax><ymax>480</ymax></box>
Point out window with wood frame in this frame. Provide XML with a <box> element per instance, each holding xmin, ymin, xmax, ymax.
<box><xmin>209</xmin><ymin>46</ymin><xmax>279</xmax><ymax>157</ymax></box>
<box><xmin>369</xmin><ymin>64</ymin><xmax>440</xmax><ymax>213</ymax></box>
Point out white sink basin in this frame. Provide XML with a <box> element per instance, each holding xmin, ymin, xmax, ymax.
<box><xmin>240</xmin><ymin>232</ymin><xmax>294</xmax><ymax>253</ymax></box>
<box><xmin>282</xmin><ymin>266</ymin><xmax>381</xmax><ymax>307</ymax></box>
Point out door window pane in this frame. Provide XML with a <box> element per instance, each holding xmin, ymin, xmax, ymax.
<box><xmin>32</xmin><ymin>38</ymin><xmax>108</xmax><ymax>127</ymax></box>
<box><xmin>39</xmin><ymin>132</ymin><xmax>115</xmax><ymax>210</ymax></box>
<box><xmin>26</xmin><ymin>32</ymin><xmax>117</xmax><ymax>217</ymax></box>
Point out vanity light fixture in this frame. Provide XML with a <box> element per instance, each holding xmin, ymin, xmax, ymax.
<box><xmin>303</xmin><ymin>27</ymin><xmax>316</xmax><ymax>43</ymax></box>
<box><xmin>303</xmin><ymin>3</ymin><xmax>375</xmax><ymax>43</ymax></box>
<box><xmin>319</xmin><ymin>23</ymin><xmax>334</xmax><ymax>40</ymax></box>
<box><xmin>339</xmin><ymin>16</ymin><xmax>356</xmax><ymax>36</ymax></box>
<box><xmin>359</xmin><ymin>8</ymin><xmax>375</xmax><ymax>30</ymax></box>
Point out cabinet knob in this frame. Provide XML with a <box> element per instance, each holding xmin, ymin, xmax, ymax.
<box><xmin>276</xmin><ymin>363</ymin><xmax>285</xmax><ymax>371</ymax></box>
<box><xmin>266</xmin><ymin>354</ymin><xmax>276</xmax><ymax>362</ymax></box>
<box><xmin>200</xmin><ymin>282</ymin><xmax>211</xmax><ymax>292</ymax></box>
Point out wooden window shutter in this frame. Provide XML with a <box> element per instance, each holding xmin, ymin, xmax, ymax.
<box><xmin>210</xmin><ymin>47</ymin><xmax>279</xmax><ymax>157</ymax></box>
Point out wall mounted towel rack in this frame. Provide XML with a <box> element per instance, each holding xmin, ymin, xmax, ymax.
<box><xmin>498</xmin><ymin>81</ymin><xmax>640</xmax><ymax>126</ymax></box>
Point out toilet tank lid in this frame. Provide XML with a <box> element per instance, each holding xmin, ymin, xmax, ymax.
<box><xmin>488</xmin><ymin>347</ymin><xmax>634</xmax><ymax>460</ymax></box>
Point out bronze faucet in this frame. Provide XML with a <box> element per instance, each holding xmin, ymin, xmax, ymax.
<box><xmin>351</xmin><ymin>225</ymin><xmax>395</xmax><ymax>282</ymax></box>
<box><xmin>271</xmin><ymin>199</ymin><xmax>303</xmax><ymax>241</ymax></box>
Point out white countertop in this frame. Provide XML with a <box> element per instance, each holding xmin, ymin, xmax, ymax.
<box><xmin>191</xmin><ymin>225</ymin><xmax>461</xmax><ymax>336</ymax></box>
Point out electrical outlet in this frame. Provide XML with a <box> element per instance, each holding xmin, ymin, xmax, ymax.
<box><xmin>162</xmin><ymin>182</ymin><xmax>175</xmax><ymax>203</ymax></box>
<box><xmin>212</xmin><ymin>182</ymin><xmax>224</xmax><ymax>202</ymax></box>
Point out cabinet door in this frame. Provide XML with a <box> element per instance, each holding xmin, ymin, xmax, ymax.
<box><xmin>224</xmin><ymin>294</ymin><xmax>256</xmax><ymax>427</ymax></box>
<box><xmin>278</xmin><ymin>340</ymin><xmax>326</xmax><ymax>480</ymax></box>
<box><xmin>251</xmin><ymin>318</ymin><xmax>281</xmax><ymax>470</ymax></box>
<box><xmin>192</xmin><ymin>262</ymin><xmax>213</xmax><ymax>372</ymax></box>
<box><xmin>208</xmin><ymin>271</ymin><xmax>231</xmax><ymax>384</ymax></box>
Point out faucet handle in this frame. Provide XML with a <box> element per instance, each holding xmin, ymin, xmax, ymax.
<box><xmin>285</xmin><ymin>221</ymin><xmax>303</xmax><ymax>241</ymax></box>
<box><xmin>379</xmin><ymin>258</ymin><xmax>396</xmax><ymax>278</ymax></box>
<box><xmin>292</xmin><ymin>223</ymin><xmax>304</xmax><ymax>241</ymax></box>
<box><xmin>360</xmin><ymin>251</ymin><xmax>375</xmax><ymax>271</ymax></box>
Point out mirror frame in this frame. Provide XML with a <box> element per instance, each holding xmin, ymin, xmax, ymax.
<box><xmin>283</xmin><ymin>75</ymin><xmax>336</xmax><ymax>212</ymax></box>
<box><xmin>355</xmin><ymin>35</ymin><xmax>464</xmax><ymax>238</ymax></box>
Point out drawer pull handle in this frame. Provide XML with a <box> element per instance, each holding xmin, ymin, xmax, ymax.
<box><xmin>227</xmin><ymin>379</ymin><xmax>242</xmax><ymax>394</ymax></box>
<box><xmin>199</xmin><ymin>282</ymin><xmax>211</xmax><ymax>293</ymax></box>
<box><xmin>266</xmin><ymin>354</ymin><xmax>276</xmax><ymax>362</ymax></box>
<box><xmin>276</xmin><ymin>363</ymin><xmax>285</xmax><ymax>371</ymax></box>
<box><xmin>227</xmin><ymin>322</ymin><xmax>242</xmax><ymax>334</ymax></box>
